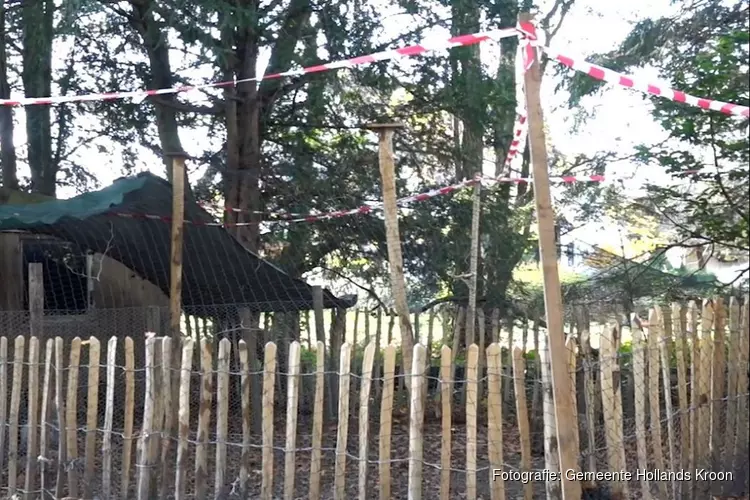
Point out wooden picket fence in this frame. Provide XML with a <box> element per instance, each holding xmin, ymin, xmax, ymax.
<box><xmin>583</xmin><ymin>298</ymin><xmax>749</xmax><ymax>500</ymax></box>
<box><xmin>0</xmin><ymin>297</ymin><xmax>748</xmax><ymax>500</ymax></box>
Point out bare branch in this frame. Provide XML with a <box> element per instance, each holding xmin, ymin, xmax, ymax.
<box><xmin>540</xmin><ymin>0</ymin><xmax>576</xmax><ymax>74</ymax></box>
<box><xmin>318</xmin><ymin>264</ymin><xmax>388</xmax><ymax>311</ymax></box>
<box><xmin>61</xmin><ymin>223</ymin><xmax>115</xmax><ymax>289</ymax></box>
<box><xmin>148</xmin><ymin>95</ymin><xmax>225</xmax><ymax>115</ymax></box>
<box><xmin>708</xmin><ymin>114</ymin><xmax>748</xmax><ymax>222</ymax></box>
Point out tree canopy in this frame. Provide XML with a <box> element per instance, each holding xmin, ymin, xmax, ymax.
<box><xmin>561</xmin><ymin>0</ymin><xmax>749</xmax><ymax>287</ymax></box>
<box><xmin>0</xmin><ymin>0</ymin><xmax>746</xmax><ymax>337</ymax></box>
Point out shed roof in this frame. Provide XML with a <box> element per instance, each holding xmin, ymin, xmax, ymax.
<box><xmin>0</xmin><ymin>173</ymin><xmax>355</xmax><ymax>313</ymax></box>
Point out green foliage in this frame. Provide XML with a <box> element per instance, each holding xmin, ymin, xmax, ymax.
<box><xmin>299</xmin><ymin>345</ymin><xmax>319</xmax><ymax>367</ymax></box>
<box><xmin>617</xmin><ymin>340</ymin><xmax>633</xmax><ymax>368</ymax></box>
<box><xmin>0</xmin><ymin>0</ymin><xmax>589</xmax><ymax>325</ymax></box>
<box><xmin>559</xmin><ymin>0</ymin><xmax>749</xmax><ymax>288</ymax></box>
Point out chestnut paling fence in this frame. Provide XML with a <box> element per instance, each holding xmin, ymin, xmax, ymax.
<box><xmin>0</xmin><ymin>298</ymin><xmax>748</xmax><ymax>500</ymax></box>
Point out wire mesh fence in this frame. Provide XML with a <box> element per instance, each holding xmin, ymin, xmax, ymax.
<box><xmin>0</xmin><ymin>298</ymin><xmax>747</xmax><ymax>500</ymax></box>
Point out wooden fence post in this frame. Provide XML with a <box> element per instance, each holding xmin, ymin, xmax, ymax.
<box><xmin>156</xmin><ymin>337</ymin><xmax>173</xmax><ymax>499</ymax></box>
<box><xmin>731</xmin><ymin>297</ymin><xmax>749</xmax><ymax>474</ymax></box>
<box><xmin>374</xmin><ymin>310</ymin><xmax>383</xmax><ymax>400</ymax></box>
<box><xmin>687</xmin><ymin>301</ymin><xmax>700</xmax><ymax>498</ymax></box>
<box><xmin>102</xmin><ymin>337</ymin><xmax>118</xmax><ymax>500</ymax></box>
<box><xmin>379</xmin><ymin>344</ymin><xmax>397</xmax><ymax>500</ymax></box>
<box><xmin>261</xmin><ymin>342</ymin><xmax>277</xmax><ymax>500</ymax></box>
<box><xmin>672</xmin><ymin>303</ymin><xmax>690</xmax><ymax>479</ymax></box>
<box><xmin>512</xmin><ymin>346</ymin><xmax>533</xmax><ymax>500</ymax></box>
<box><xmin>358</xmin><ymin>342</ymin><xmax>376</xmax><ymax>500</ymax></box>
<box><xmin>28</xmin><ymin>263</ymin><xmax>43</xmax><ymax>337</ymax></box>
<box><xmin>215</xmin><ymin>338</ymin><xmax>231</xmax><ymax>496</ymax></box>
<box><xmin>0</xmin><ymin>336</ymin><xmax>7</xmax><ymax>479</ymax></box>
<box><xmin>465</xmin><ymin>179</ymin><xmax>481</xmax><ymax>382</ymax></box>
<box><xmin>580</xmin><ymin>313</ymin><xmax>596</xmax><ymax>483</ymax></box>
<box><xmin>725</xmin><ymin>298</ymin><xmax>740</xmax><ymax>454</ymax></box>
<box><xmin>694</xmin><ymin>301</ymin><xmax>713</xmax><ymax>498</ymax></box>
<box><xmin>539</xmin><ymin>344</ymin><xmax>561</xmax><ymax>499</ymax></box>
<box><xmin>648</xmin><ymin>310</ymin><xmax>669</xmax><ymax>500</ymax></box>
<box><xmin>631</xmin><ymin>316</ymin><xmax>651</xmax><ymax>500</ymax></box>
<box><xmin>24</xmin><ymin>336</ymin><xmax>40</xmax><ymax>500</ymax></box>
<box><xmin>237</xmin><ymin>339</ymin><xmax>251</xmax><ymax>497</ymax></box>
<box><xmin>334</xmin><ymin>343</ymin><xmax>352</xmax><ymax>500</ymax></box>
<box><xmin>710</xmin><ymin>298</ymin><xmax>726</xmax><ymax>479</ymax></box>
<box><xmin>487</xmin><ymin>343</ymin><xmax>506</xmax><ymax>500</ymax></box>
<box><xmin>565</xmin><ymin>335</ymin><xmax>580</xmax><ymax>468</ymax></box>
<box><xmin>168</xmin><ymin>153</ymin><xmax>186</xmax><ymax>343</ymax></box>
<box><xmin>39</xmin><ymin>338</ymin><xmax>54</xmax><ymax>500</ymax></box>
<box><xmin>439</xmin><ymin>345</ymin><xmax>452</xmax><ymax>500</ymax></box>
<box><xmin>656</xmin><ymin>307</ymin><xmax>677</xmax><ymax>497</ymax></box>
<box><xmin>121</xmin><ymin>337</ymin><xmax>135</xmax><ymax>499</ymax></box>
<box><xmin>309</xmin><ymin>341</ymin><xmax>325</xmax><ymax>500</ymax></box>
<box><xmin>175</xmin><ymin>339</ymin><xmax>194</xmax><ymax>500</ymax></box>
<box><xmin>284</xmin><ymin>341</ymin><xmax>301</xmax><ymax>500</ymax></box>
<box><xmin>466</xmin><ymin>344</ymin><xmax>479</xmax><ymax>500</ymax></box>
<box><xmin>600</xmin><ymin>324</ymin><xmax>628</xmax><ymax>499</ymax></box>
<box><xmin>54</xmin><ymin>337</ymin><xmax>67</xmax><ymax>499</ymax></box>
<box><xmin>136</xmin><ymin>337</ymin><xmax>156</xmax><ymax>500</ymax></box>
<box><xmin>147</xmin><ymin>339</ymin><xmax>163</xmax><ymax>499</ymax></box>
<box><xmin>65</xmin><ymin>337</ymin><xmax>82</xmax><ymax>498</ymax></box>
<box><xmin>195</xmin><ymin>339</ymin><xmax>213</xmax><ymax>500</ymax></box>
<box><xmin>83</xmin><ymin>336</ymin><xmax>101</xmax><ymax>498</ymax></box>
<box><xmin>408</xmin><ymin>344</ymin><xmax>427</xmax><ymax>500</ymax></box>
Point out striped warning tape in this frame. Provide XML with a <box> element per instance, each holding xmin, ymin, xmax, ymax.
<box><xmin>116</xmin><ymin>172</ymin><xmax>611</xmax><ymax>227</ymax></box>
<box><xmin>0</xmin><ymin>28</ymin><xmax>519</xmax><ymax>107</ymax></box>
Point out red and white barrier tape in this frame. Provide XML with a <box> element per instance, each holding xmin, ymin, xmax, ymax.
<box><xmin>542</xmin><ymin>46</ymin><xmax>750</xmax><ymax>118</ymax></box>
<box><xmin>504</xmin><ymin>36</ymin><xmax>530</xmax><ymax>171</ymax></box>
<box><xmin>211</xmin><ymin>105</ymin><xmax>530</xmax><ymax>219</ymax></box>
<box><xmin>1</xmin><ymin>23</ymin><xmax>745</xmax><ymax>118</ymax></box>
<box><xmin>113</xmin><ymin>173</ymin><xmax>609</xmax><ymax>227</ymax></box>
<box><xmin>125</xmin><ymin>164</ymin><xmax>707</xmax><ymax>224</ymax></box>
<box><xmin>0</xmin><ymin>29</ymin><xmax>519</xmax><ymax>107</ymax></box>
<box><xmin>515</xmin><ymin>21</ymin><xmax>749</xmax><ymax>118</ymax></box>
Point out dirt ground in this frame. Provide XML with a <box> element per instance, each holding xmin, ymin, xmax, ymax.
<box><xmin>2</xmin><ymin>399</ymin><xmax>746</xmax><ymax>499</ymax></box>
<box><xmin>1</xmin><ymin>411</ymin><xmax>551</xmax><ymax>500</ymax></box>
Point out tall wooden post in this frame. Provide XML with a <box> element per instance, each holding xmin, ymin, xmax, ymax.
<box><xmin>311</xmin><ymin>286</ymin><xmax>331</xmax><ymax>422</ymax></box>
<box><xmin>168</xmin><ymin>153</ymin><xmax>187</xmax><ymax>341</ymax></box>
<box><xmin>166</xmin><ymin>153</ymin><xmax>188</xmax><ymax>474</ymax></box>
<box><xmin>520</xmin><ymin>12</ymin><xmax>582</xmax><ymax>499</ymax></box>
<box><xmin>28</xmin><ymin>263</ymin><xmax>44</xmax><ymax>337</ymax></box>
<box><xmin>0</xmin><ymin>232</ymin><xmax>23</xmax><ymax>311</ymax></box>
<box><xmin>465</xmin><ymin>181</ymin><xmax>481</xmax><ymax>349</ymax></box>
<box><xmin>367</xmin><ymin>123</ymin><xmax>415</xmax><ymax>392</ymax></box>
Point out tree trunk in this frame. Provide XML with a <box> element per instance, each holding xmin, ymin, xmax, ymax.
<box><xmin>220</xmin><ymin>4</ymin><xmax>262</xmax><ymax>253</ymax></box>
<box><xmin>451</xmin><ymin>0</ymin><xmax>482</xmax><ymax>180</ymax></box>
<box><xmin>225</xmin><ymin>88</ymin><xmax>262</xmax><ymax>252</ymax></box>
<box><xmin>128</xmin><ymin>0</ymin><xmax>187</xmax><ymax>182</ymax></box>
<box><xmin>21</xmin><ymin>0</ymin><xmax>54</xmax><ymax>195</ymax></box>
<box><xmin>0</xmin><ymin>1</ymin><xmax>17</xmax><ymax>189</ymax></box>
<box><xmin>222</xmin><ymin>0</ymin><xmax>312</xmax><ymax>254</ymax></box>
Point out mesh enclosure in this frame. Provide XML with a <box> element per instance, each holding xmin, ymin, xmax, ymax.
<box><xmin>0</xmin><ymin>173</ymin><xmax>354</xmax><ymax>315</ymax></box>
<box><xmin>0</xmin><ymin>298</ymin><xmax>746</xmax><ymax>499</ymax></box>
<box><xmin>0</xmin><ymin>170</ymin><xmax>747</xmax><ymax>500</ymax></box>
